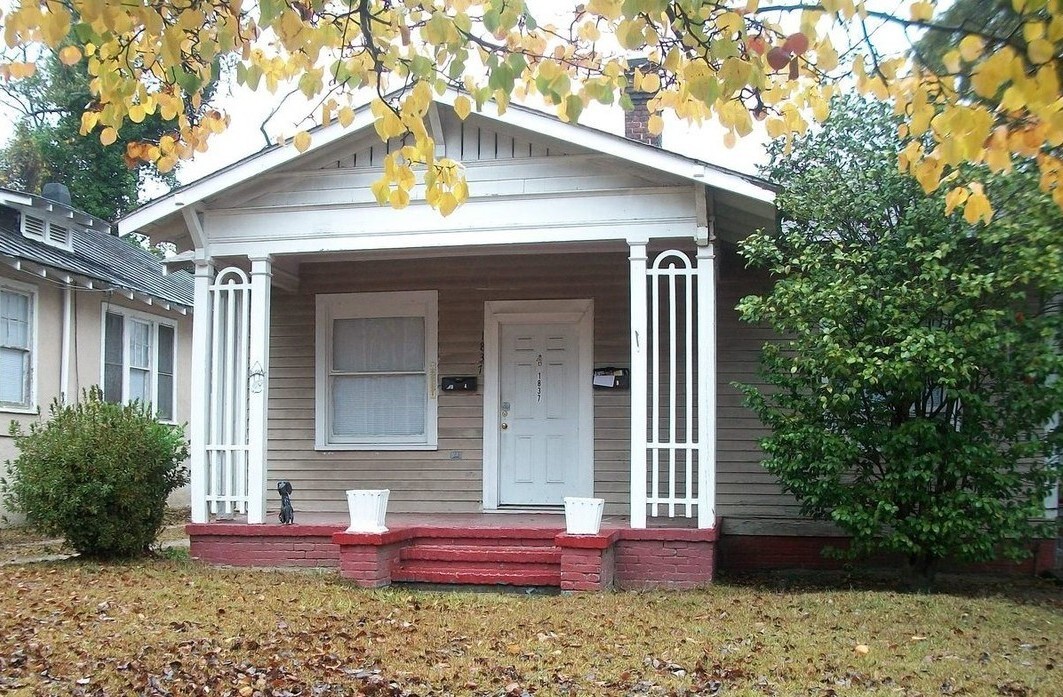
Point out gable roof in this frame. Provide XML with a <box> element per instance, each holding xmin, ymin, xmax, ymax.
<box><xmin>0</xmin><ymin>189</ymin><xmax>193</xmax><ymax>308</ymax></box>
<box><xmin>118</xmin><ymin>90</ymin><xmax>777</xmax><ymax>238</ymax></box>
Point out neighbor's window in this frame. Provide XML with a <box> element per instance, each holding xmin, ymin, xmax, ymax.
<box><xmin>103</xmin><ymin>307</ymin><xmax>177</xmax><ymax>421</ymax></box>
<box><xmin>0</xmin><ymin>286</ymin><xmax>34</xmax><ymax>410</ymax></box>
<box><xmin>315</xmin><ymin>291</ymin><xmax>438</xmax><ymax>449</ymax></box>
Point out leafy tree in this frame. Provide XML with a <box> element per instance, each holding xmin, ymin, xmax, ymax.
<box><xmin>737</xmin><ymin>94</ymin><xmax>1063</xmax><ymax>584</ymax></box>
<box><xmin>0</xmin><ymin>45</ymin><xmax>178</xmax><ymax>221</ymax></box>
<box><xmin>1</xmin><ymin>1</ymin><xmax>1061</xmax><ymax>220</ymax></box>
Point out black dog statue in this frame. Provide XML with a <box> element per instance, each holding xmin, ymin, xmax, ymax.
<box><xmin>278</xmin><ymin>480</ymin><xmax>294</xmax><ymax>525</ymax></box>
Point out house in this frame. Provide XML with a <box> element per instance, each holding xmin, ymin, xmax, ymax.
<box><xmin>119</xmin><ymin>93</ymin><xmax>1055</xmax><ymax>588</ymax></box>
<box><xmin>0</xmin><ymin>185</ymin><xmax>194</xmax><ymax>523</ymax></box>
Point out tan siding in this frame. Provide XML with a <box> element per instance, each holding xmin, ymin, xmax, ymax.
<box><xmin>715</xmin><ymin>245</ymin><xmax>801</xmax><ymax>519</ymax></box>
<box><xmin>0</xmin><ymin>266</ymin><xmax>194</xmax><ymax>520</ymax></box>
<box><xmin>267</xmin><ymin>251</ymin><xmax>630</xmax><ymax>515</ymax></box>
<box><xmin>267</xmin><ymin>246</ymin><xmax>797</xmax><ymax>520</ymax></box>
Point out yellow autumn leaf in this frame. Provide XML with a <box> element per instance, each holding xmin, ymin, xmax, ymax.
<box><xmin>959</xmin><ymin>35</ymin><xmax>985</xmax><ymax>62</ymax></box>
<box><xmin>293</xmin><ymin>130</ymin><xmax>311</xmax><ymax>152</ymax></box>
<box><xmin>128</xmin><ymin>104</ymin><xmax>146</xmax><ymax>123</ymax></box>
<box><xmin>909</xmin><ymin>2</ymin><xmax>933</xmax><ymax>21</ymax></box>
<box><xmin>370</xmin><ymin>179</ymin><xmax>390</xmax><ymax>205</ymax></box>
<box><xmin>389</xmin><ymin>188</ymin><xmax>410</xmax><ymax>209</ymax></box>
<box><xmin>100</xmin><ymin>127</ymin><xmax>118</xmax><ymax>146</ymax></box>
<box><xmin>453</xmin><ymin>94</ymin><xmax>472</xmax><ymax>121</ymax></box>
<box><xmin>648</xmin><ymin>114</ymin><xmax>664</xmax><ymax>135</ymax></box>
<box><xmin>59</xmin><ymin>46</ymin><xmax>82</xmax><ymax>66</ymax></box>
<box><xmin>1027</xmin><ymin>38</ymin><xmax>1055</xmax><ymax>65</ymax></box>
<box><xmin>80</xmin><ymin>111</ymin><xmax>99</xmax><ymax>135</ymax></box>
<box><xmin>437</xmin><ymin>191</ymin><xmax>459</xmax><ymax>216</ymax></box>
<box><xmin>963</xmin><ymin>188</ymin><xmax>993</xmax><ymax>225</ymax></box>
<box><xmin>943</xmin><ymin>186</ymin><xmax>968</xmax><ymax>215</ymax></box>
<box><xmin>338</xmin><ymin>106</ymin><xmax>355</xmax><ymax>127</ymax></box>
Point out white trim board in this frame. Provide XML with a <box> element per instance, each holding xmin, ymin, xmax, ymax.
<box><xmin>481</xmin><ymin>299</ymin><xmax>594</xmax><ymax>511</ymax></box>
<box><xmin>118</xmin><ymin>90</ymin><xmax>775</xmax><ymax>238</ymax></box>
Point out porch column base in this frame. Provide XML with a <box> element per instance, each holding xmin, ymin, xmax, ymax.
<box><xmin>555</xmin><ymin>532</ymin><xmax>619</xmax><ymax>592</ymax></box>
<box><xmin>333</xmin><ymin>531</ymin><xmax>407</xmax><ymax>588</ymax></box>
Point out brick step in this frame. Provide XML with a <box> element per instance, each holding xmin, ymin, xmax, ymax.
<box><xmin>409</xmin><ymin>527</ymin><xmax>561</xmax><ymax>544</ymax></box>
<box><xmin>400</xmin><ymin>544</ymin><xmax>562</xmax><ymax>565</ymax></box>
<box><xmin>391</xmin><ymin>564</ymin><xmax>562</xmax><ymax>586</ymax></box>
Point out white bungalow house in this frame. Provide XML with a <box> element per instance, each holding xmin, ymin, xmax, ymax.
<box><xmin>119</xmin><ymin>91</ymin><xmax>896</xmax><ymax>589</ymax></box>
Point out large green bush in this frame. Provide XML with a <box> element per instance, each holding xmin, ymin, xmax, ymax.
<box><xmin>2</xmin><ymin>387</ymin><xmax>189</xmax><ymax>558</ymax></box>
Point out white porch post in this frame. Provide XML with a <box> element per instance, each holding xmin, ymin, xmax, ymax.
<box><xmin>629</xmin><ymin>241</ymin><xmax>648</xmax><ymax>528</ymax></box>
<box><xmin>189</xmin><ymin>260</ymin><xmax>215</xmax><ymax>524</ymax></box>
<box><xmin>246</xmin><ymin>255</ymin><xmax>272</xmax><ymax>524</ymax></box>
<box><xmin>696</xmin><ymin>244</ymin><xmax>717</xmax><ymax>529</ymax></box>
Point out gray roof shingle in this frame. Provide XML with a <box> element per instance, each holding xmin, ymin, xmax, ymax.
<box><xmin>0</xmin><ymin>195</ymin><xmax>193</xmax><ymax>308</ymax></box>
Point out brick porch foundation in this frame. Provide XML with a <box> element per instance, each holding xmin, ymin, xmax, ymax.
<box><xmin>187</xmin><ymin>522</ymin><xmax>718</xmax><ymax>590</ymax></box>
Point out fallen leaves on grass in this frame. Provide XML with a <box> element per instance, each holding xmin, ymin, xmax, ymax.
<box><xmin>0</xmin><ymin>562</ymin><xmax>1060</xmax><ymax>696</ymax></box>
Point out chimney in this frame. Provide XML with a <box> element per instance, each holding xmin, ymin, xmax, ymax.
<box><xmin>42</xmin><ymin>182</ymin><xmax>72</xmax><ymax>207</ymax></box>
<box><xmin>624</xmin><ymin>58</ymin><xmax>662</xmax><ymax>147</ymax></box>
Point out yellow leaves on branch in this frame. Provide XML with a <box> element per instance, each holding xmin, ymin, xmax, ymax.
<box><xmin>2</xmin><ymin>0</ymin><xmax>1063</xmax><ymax>221</ymax></box>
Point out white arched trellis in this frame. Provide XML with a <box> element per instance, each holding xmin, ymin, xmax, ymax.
<box><xmin>630</xmin><ymin>244</ymin><xmax>716</xmax><ymax>529</ymax></box>
<box><xmin>205</xmin><ymin>266</ymin><xmax>251</xmax><ymax>516</ymax></box>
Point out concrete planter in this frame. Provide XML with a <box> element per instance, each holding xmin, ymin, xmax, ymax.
<box><xmin>345</xmin><ymin>489</ymin><xmax>390</xmax><ymax>533</ymax></box>
<box><xmin>563</xmin><ymin>496</ymin><xmax>605</xmax><ymax>535</ymax></box>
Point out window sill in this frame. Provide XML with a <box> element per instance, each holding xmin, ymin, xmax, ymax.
<box><xmin>315</xmin><ymin>443</ymin><xmax>438</xmax><ymax>452</ymax></box>
<box><xmin>0</xmin><ymin>405</ymin><xmax>39</xmax><ymax>416</ymax></box>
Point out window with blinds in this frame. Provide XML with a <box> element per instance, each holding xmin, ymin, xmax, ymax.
<box><xmin>315</xmin><ymin>291</ymin><xmax>438</xmax><ymax>449</ymax></box>
<box><xmin>0</xmin><ymin>287</ymin><xmax>33</xmax><ymax>409</ymax></box>
<box><xmin>102</xmin><ymin>308</ymin><xmax>177</xmax><ymax>421</ymax></box>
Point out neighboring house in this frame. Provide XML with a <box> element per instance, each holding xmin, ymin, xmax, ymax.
<box><xmin>0</xmin><ymin>186</ymin><xmax>194</xmax><ymax>523</ymax></box>
<box><xmin>119</xmin><ymin>93</ymin><xmax>1054</xmax><ymax>589</ymax></box>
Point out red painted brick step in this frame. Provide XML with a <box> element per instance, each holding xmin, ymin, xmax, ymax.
<box><xmin>391</xmin><ymin>565</ymin><xmax>562</xmax><ymax>586</ymax></box>
<box><xmin>400</xmin><ymin>544</ymin><xmax>562</xmax><ymax>565</ymax></box>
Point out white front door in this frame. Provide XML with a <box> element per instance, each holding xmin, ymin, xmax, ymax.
<box><xmin>498</xmin><ymin>322</ymin><xmax>581</xmax><ymax>506</ymax></box>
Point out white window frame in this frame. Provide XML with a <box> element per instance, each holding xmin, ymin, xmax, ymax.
<box><xmin>100</xmin><ymin>304</ymin><xmax>178</xmax><ymax>423</ymax></box>
<box><xmin>315</xmin><ymin>290</ymin><xmax>438</xmax><ymax>450</ymax></box>
<box><xmin>0</xmin><ymin>279</ymin><xmax>37</xmax><ymax>414</ymax></box>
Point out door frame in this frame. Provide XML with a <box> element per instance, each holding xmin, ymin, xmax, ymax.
<box><xmin>482</xmin><ymin>299</ymin><xmax>594</xmax><ymax>510</ymax></box>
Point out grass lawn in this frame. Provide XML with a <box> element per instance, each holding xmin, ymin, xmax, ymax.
<box><xmin>0</xmin><ymin>561</ymin><xmax>1060</xmax><ymax>696</ymax></box>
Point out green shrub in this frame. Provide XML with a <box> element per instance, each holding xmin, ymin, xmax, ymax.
<box><xmin>2</xmin><ymin>387</ymin><xmax>189</xmax><ymax>558</ymax></box>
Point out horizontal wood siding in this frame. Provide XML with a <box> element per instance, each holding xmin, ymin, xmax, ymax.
<box><xmin>267</xmin><ymin>251</ymin><xmax>630</xmax><ymax>515</ymax></box>
<box><xmin>267</xmin><ymin>246</ymin><xmax>795</xmax><ymax>520</ymax></box>
<box><xmin>715</xmin><ymin>244</ymin><xmax>801</xmax><ymax>519</ymax></box>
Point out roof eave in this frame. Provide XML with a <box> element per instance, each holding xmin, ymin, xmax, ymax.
<box><xmin>119</xmin><ymin>89</ymin><xmax>777</xmax><ymax>235</ymax></box>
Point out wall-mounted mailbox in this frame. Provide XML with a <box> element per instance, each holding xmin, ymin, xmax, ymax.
<box><xmin>592</xmin><ymin>367</ymin><xmax>630</xmax><ymax>390</ymax></box>
<box><xmin>442</xmin><ymin>376</ymin><xmax>478</xmax><ymax>392</ymax></box>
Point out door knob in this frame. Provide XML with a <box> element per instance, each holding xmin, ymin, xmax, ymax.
<box><xmin>501</xmin><ymin>422</ymin><xmax>508</xmax><ymax>430</ymax></box>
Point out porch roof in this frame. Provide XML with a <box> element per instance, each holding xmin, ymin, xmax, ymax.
<box><xmin>119</xmin><ymin>90</ymin><xmax>777</xmax><ymax>242</ymax></box>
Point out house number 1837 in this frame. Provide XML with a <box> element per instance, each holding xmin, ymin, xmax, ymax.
<box><xmin>536</xmin><ymin>353</ymin><xmax>543</xmax><ymax>403</ymax></box>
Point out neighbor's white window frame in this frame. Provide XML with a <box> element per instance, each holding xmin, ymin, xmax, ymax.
<box><xmin>100</xmin><ymin>303</ymin><xmax>178</xmax><ymax>423</ymax></box>
<box><xmin>315</xmin><ymin>290</ymin><xmax>438</xmax><ymax>451</ymax></box>
<box><xmin>0</xmin><ymin>278</ymin><xmax>38</xmax><ymax>414</ymax></box>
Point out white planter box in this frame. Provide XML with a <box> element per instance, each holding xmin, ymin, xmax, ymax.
<box><xmin>345</xmin><ymin>489</ymin><xmax>390</xmax><ymax>533</ymax></box>
<box><xmin>564</xmin><ymin>496</ymin><xmax>605</xmax><ymax>535</ymax></box>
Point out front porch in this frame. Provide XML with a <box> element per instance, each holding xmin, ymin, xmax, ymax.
<box><xmin>187</xmin><ymin>513</ymin><xmax>718</xmax><ymax>591</ymax></box>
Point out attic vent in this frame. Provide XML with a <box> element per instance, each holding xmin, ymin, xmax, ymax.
<box><xmin>22</xmin><ymin>215</ymin><xmax>45</xmax><ymax>239</ymax></box>
<box><xmin>48</xmin><ymin>223</ymin><xmax>71</xmax><ymax>246</ymax></box>
<box><xmin>21</xmin><ymin>214</ymin><xmax>74</xmax><ymax>250</ymax></box>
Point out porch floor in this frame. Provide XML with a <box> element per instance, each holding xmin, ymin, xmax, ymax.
<box><xmin>199</xmin><ymin>510</ymin><xmax>704</xmax><ymax>530</ymax></box>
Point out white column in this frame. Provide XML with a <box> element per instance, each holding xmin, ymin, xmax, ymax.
<box><xmin>59</xmin><ymin>285</ymin><xmax>72</xmax><ymax>404</ymax></box>
<box><xmin>246</xmin><ymin>256</ymin><xmax>273</xmax><ymax>524</ymax></box>
<box><xmin>189</xmin><ymin>260</ymin><xmax>215</xmax><ymax>524</ymax></box>
<box><xmin>629</xmin><ymin>241</ymin><xmax>648</xmax><ymax>529</ymax></box>
<box><xmin>696</xmin><ymin>243</ymin><xmax>717</xmax><ymax>529</ymax></box>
